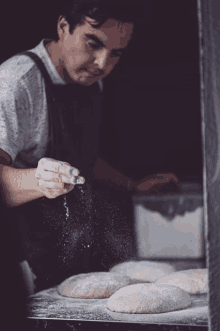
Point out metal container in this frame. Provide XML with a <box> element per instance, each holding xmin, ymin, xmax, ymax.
<box><xmin>133</xmin><ymin>183</ymin><xmax>205</xmax><ymax>259</ymax></box>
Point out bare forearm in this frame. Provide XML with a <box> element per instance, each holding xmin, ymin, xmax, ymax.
<box><xmin>0</xmin><ymin>165</ymin><xmax>44</xmax><ymax>207</ymax></box>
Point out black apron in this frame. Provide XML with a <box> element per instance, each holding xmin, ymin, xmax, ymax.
<box><xmin>9</xmin><ymin>51</ymin><xmax>137</xmax><ymax>291</ymax></box>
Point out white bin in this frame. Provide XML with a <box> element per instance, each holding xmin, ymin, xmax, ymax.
<box><xmin>133</xmin><ymin>183</ymin><xmax>204</xmax><ymax>259</ymax></box>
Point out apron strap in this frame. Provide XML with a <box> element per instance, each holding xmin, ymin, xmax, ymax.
<box><xmin>20</xmin><ymin>51</ymin><xmax>54</xmax><ymax>99</ymax></box>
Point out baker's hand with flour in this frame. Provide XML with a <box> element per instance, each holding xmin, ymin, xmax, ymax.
<box><xmin>35</xmin><ymin>157</ymin><xmax>85</xmax><ymax>199</ymax></box>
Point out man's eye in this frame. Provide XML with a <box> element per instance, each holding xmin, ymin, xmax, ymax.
<box><xmin>88</xmin><ymin>42</ymin><xmax>100</xmax><ymax>50</ymax></box>
<box><xmin>111</xmin><ymin>51</ymin><xmax>123</xmax><ymax>58</ymax></box>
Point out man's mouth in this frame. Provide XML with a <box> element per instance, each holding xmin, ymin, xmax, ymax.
<box><xmin>81</xmin><ymin>67</ymin><xmax>100</xmax><ymax>78</ymax></box>
<box><xmin>88</xmin><ymin>70</ymin><xmax>100</xmax><ymax>77</ymax></box>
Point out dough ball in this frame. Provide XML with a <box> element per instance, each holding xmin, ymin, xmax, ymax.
<box><xmin>107</xmin><ymin>283</ymin><xmax>191</xmax><ymax>314</ymax></box>
<box><xmin>110</xmin><ymin>260</ymin><xmax>176</xmax><ymax>283</ymax></box>
<box><xmin>58</xmin><ymin>272</ymin><xmax>133</xmax><ymax>299</ymax></box>
<box><xmin>155</xmin><ymin>268</ymin><xmax>208</xmax><ymax>294</ymax></box>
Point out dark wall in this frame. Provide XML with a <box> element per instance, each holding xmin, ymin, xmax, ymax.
<box><xmin>100</xmin><ymin>0</ymin><xmax>202</xmax><ymax>183</ymax></box>
<box><xmin>1</xmin><ymin>0</ymin><xmax>202</xmax><ymax>183</ymax></box>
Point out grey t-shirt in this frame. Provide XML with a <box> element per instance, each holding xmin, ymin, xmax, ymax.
<box><xmin>0</xmin><ymin>39</ymin><xmax>103</xmax><ymax>169</ymax></box>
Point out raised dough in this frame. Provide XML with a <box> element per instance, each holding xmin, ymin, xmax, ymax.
<box><xmin>107</xmin><ymin>283</ymin><xmax>191</xmax><ymax>313</ymax></box>
<box><xmin>110</xmin><ymin>260</ymin><xmax>176</xmax><ymax>283</ymax></box>
<box><xmin>58</xmin><ymin>272</ymin><xmax>133</xmax><ymax>299</ymax></box>
<box><xmin>155</xmin><ymin>268</ymin><xmax>208</xmax><ymax>294</ymax></box>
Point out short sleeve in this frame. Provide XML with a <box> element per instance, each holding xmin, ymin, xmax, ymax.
<box><xmin>0</xmin><ymin>76</ymin><xmax>31</xmax><ymax>164</ymax></box>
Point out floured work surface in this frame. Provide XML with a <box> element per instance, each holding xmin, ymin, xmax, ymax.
<box><xmin>27</xmin><ymin>286</ymin><xmax>208</xmax><ymax>326</ymax></box>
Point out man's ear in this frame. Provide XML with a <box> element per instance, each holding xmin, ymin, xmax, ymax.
<box><xmin>57</xmin><ymin>16</ymin><xmax>69</xmax><ymax>40</ymax></box>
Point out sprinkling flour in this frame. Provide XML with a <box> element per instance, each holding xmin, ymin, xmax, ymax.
<box><xmin>63</xmin><ymin>195</ymin><xmax>69</xmax><ymax>220</ymax></box>
<box><xmin>58</xmin><ymin>183</ymin><xmax>95</xmax><ymax>268</ymax></box>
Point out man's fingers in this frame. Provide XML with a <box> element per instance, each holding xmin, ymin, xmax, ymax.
<box><xmin>36</xmin><ymin>169</ymin><xmax>62</xmax><ymax>182</ymax></box>
<box><xmin>36</xmin><ymin>170</ymin><xmax>62</xmax><ymax>183</ymax></box>
<box><xmin>155</xmin><ymin>173</ymin><xmax>178</xmax><ymax>183</ymax></box>
<box><xmin>38</xmin><ymin>158</ymin><xmax>79</xmax><ymax>176</ymax></box>
<box><xmin>76</xmin><ymin>177</ymin><xmax>85</xmax><ymax>184</ymax></box>
<box><xmin>64</xmin><ymin>183</ymin><xmax>75</xmax><ymax>192</ymax></box>
<box><xmin>35</xmin><ymin>169</ymin><xmax>84</xmax><ymax>185</ymax></box>
<box><xmin>61</xmin><ymin>175</ymin><xmax>85</xmax><ymax>185</ymax></box>
<box><xmin>37</xmin><ymin>177</ymin><xmax>85</xmax><ymax>189</ymax></box>
<box><xmin>41</xmin><ymin>187</ymin><xmax>74</xmax><ymax>199</ymax></box>
<box><xmin>38</xmin><ymin>179</ymin><xmax>65</xmax><ymax>189</ymax></box>
<box><xmin>38</xmin><ymin>158</ymin><xmax>65</xmax><ymax>172</ymax></box>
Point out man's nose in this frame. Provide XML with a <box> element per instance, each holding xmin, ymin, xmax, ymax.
<box><xmin>94</xmin><ymin>49</ymin><xmax>109</xmax><ymax>71</ymax></box>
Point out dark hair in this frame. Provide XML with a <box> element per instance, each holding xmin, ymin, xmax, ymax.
<box><xmin>58</xmin><ymin>0</ymin><xmax>145</xmax><ymax>36</ymax></box>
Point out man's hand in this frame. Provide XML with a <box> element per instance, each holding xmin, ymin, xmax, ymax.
<box><xmin>134</xmin><ymin>173</ymin><xmax>180</xmax><ymax>194</ymax></box>
<box><xmin>132</xmin><ymin>172</ymin><xmax>183</xmax><ymax>220</ymax></box>
<box><xmin>35</xmin><ymin>158</ymin><xmax>85</xmax><ymax>199</ymax></box>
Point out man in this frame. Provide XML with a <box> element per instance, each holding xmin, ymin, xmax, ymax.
<box><xmin>0</xmin><ymin>0</ymin><xmax>179</xmax><ymax>293</ymax></box>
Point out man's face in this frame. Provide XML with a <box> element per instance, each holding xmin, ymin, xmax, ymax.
<box><xmin>57</xmin><ymin>16</ymin><xmax>134</xmax><ymax>85</ymax></box>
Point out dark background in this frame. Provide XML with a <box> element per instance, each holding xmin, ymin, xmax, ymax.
<box><xmin>0</xmin><ymin>0</ymin><xmax>202</xmax><ymax>184</ymax></box>
<box><xmin>0</xmin><ymin>2</ymin><xmax>202</xmax><ymax>326</ymax></box>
